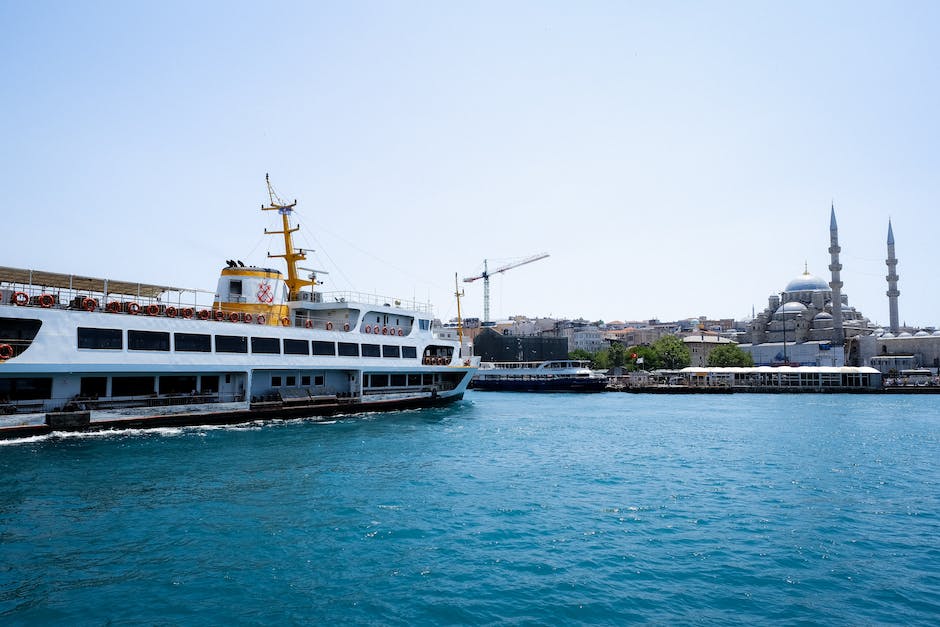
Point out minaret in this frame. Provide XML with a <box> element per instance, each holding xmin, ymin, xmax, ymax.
<box><xmin>886</xmin><ymin>219</ymin><xmax>900</xmax><ymax>333</ymax></box>
<box><xmin>828</xmin><ymin>204</ymin><xmax>845</xmax><ymax>345</ymax></box>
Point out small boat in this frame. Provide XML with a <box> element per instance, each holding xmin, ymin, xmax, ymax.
<box><xmin>471</xmin><ymin>359</ymin><xmax>607</xmax><ymax>392</ymax></box>
<box><xmin>0</xmin><ymin>177</ymin><xmax>477</xmax><ymax>439</ymax></box>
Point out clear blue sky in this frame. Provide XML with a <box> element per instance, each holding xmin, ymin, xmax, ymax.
<box><xmin>2</xmin><ymin>1</ymin><xmax>938</xmax><ymax>327</ymax></box>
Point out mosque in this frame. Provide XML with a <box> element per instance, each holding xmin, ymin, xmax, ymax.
<box><xmin>739</xmin><ymin>206</ymin><xmax>940</xmax><ymax>372</ymax></box>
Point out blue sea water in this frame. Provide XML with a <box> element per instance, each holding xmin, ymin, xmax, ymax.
<box><xmin>2</xmin><ymin>391</ymin><xmax>940</xmax><ymax>625</ymax></box>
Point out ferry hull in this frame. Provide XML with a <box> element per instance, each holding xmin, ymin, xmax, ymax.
<box><xmin>471</xmin><ymin>377</ymin><xmax>608</xmax><ymax>392</ymax></box>
<box><xmin>0</xmin><ymin>391</ymin><xmax>465</xmax><ymax>440</ymax></box>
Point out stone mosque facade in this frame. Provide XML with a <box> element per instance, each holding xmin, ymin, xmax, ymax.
<box><xmin>738</xmin><ymin>207</ymin><xmax>867</xmax><ymax>366</ymax></box>
<box><xmin>739</xmin><ymin>206</ymin><xmax>940</xmax><ymax>372</ymax></box>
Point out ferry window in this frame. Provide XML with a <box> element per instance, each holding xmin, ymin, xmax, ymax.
<box><xmin>391</xmin><ymin>374</ymin><xmax>406</xmax><ymax>387</ymax></box>
<box><xmin>382</xmin><ymin>345</ymin><xmax>400</xmax><ymax>358</ymax></box>
<box><xmin>230</xmin><ymin>280</ymin><xmax>243</xmax><ymax>296</ymax></box>
<box><xmin>422</xmin><ymin>374</ymin><xmax>433</xmax><ymax>385</ymax></box>
<box><xmin>284</xmin><ymin>339</ymin><xmax>310</xmax><ymax>355</ymax></box>
<box><xmin>112</xmin><ymin>376</ymin><xmax>155</xmax><ymax>397</ymax></box>
<box><xmin>216</xmin><ymin>335</ymin><xmax>248</xmax><ymax>353</ymax></box>
<box><xmin>301</xmin><ymin>375</ymin><xmax>311</xmax><ymax>386</ymax></box>
<box><xmin>312</xmin><ymin>341</ymin><xmax>336</xmax><ymax>356</ymax></box>
<box><xmin>419</xmin><ymin>319</ymin><xmax>430</xmax><ymax>330</ymax></box>
<box><xmin>338</xmin><ymin>342</ymin><xmax>359</xmax><ymax>357</ymax></box>
<box><xmin>0</xmin><ymin>377</ymin><xmax>52</xmax><ymax>401</ymax></box>
<box><xmin>175</xmin><ymin>333</ymin><xmax>211</xmax><ymax>352</ymax></box>
<box><xmin>160</xmin><ymin>376</ymin><xmax>197</xmax><ymax>395</ymax></box>
<box><xmin>314</xmin><ymin>375</ymin><xmax>324</xmax><ymax>386</ymax></box>
<box><xmin>80</xmin><ymin>377</ymin><xmax>107</xmax><ymax>398</ymax></box>
<box><xmin>286</xmin><ymin>376</ymin><xmax>296</xmax><ymax>386</ymax></box>
<box><xmin>129</xmin><ymin>330</ymin><xmax>170</xmax><ymax>352</ymax></box>
<box><xmin>370</xmin><ymin>374</ymin><xmax>388</xmax><ymax>387</ymax></box>
<box><xmin>361</xmin><ymin>344</ymin><xmax>380</xmax><ymax>357</ymax></box>
<box><xmin>271</xmin><ymin>376</ymin><xmax>282</xmax><ymax>387</ymax></box>
<box><xmin>408</xmin><ymin>374</ymin><xmax>420</xmax><ymax>386</ymax></box>
<box><xmin>78</xmin><ymin>327</ymin><xmax>122</xmax><ymax>350</ymax></box>
<box><xmin>402</xmin><ymin>346</ymin><xmax>417</xmax><ymax>359</ymax></box>
<box><xmin>201</xmin><ymin>376</ymin><xmax>219</xmax><ymax>393</ymax></box>
<box><xmin>252</xmin><ymin>337</ymin><xmax>281</xmax><ymax>354</ymax></box>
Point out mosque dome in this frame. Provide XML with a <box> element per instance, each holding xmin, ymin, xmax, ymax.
<box><xmin>915</xmin><ymin>330</ymin><xmax>929</xmax><ymax>337</ymax></box>
<box><xmin>785</xmin><ymin>270</ymin><xmax>830</xmax><ymax>293</ymax></box>
<box><xmin>882</xmin><ymin>332</ymin><xmax>895</xmax><ymax>339</ymax></box>
<box><xmin>814</xmin><ymin>312</ymin><xmax>833</xmax><ymax>321</ymax></box>
<box><xmin>774</xmin><ymin>301</ymin><xmax>807</xmax><ymax>319</ymax></box>
<box><xmin>933</xmin><ymin>330</ymin><xmax>940</xmax><ymax>336</ymax></box>
<box><xmin>898</xmin><ymin>331</ymin><xmax>912</xmax><ymax>338</ymax></box>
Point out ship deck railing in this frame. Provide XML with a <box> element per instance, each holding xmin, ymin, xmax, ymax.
<box><xmin>317</xmin><ymin>291</ymin><xmax>433</xmax><ymax>314</ymax></box>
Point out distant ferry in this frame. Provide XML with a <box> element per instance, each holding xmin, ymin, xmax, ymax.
<box><xmin>471</xmin><ymin>359</ymin><xmax>607</xmax><ymax>392</ymax></box>
<box><xmin>0</xmin><ymin>177</ymin><xmax>477</xmax><ymax>439</ymax></box>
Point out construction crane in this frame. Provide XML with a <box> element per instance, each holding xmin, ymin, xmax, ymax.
<box><xmin>463</xmin><ymin>253</ymin><xmax>549</xmax><ymax>325</ymax></box>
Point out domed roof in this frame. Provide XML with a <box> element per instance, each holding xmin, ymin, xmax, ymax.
<box><xmin>915</xmin><ymin>330</ymin><xmax>929</xmax><ymax>337</ymax></box>
<box><xmin>774</xmin><ymin>301</ymin><xmax>807</xmax><ymax>318</ymax></box>
<box><xmin>814</xmin><ymin>312</ymin><xmax>833</xmax><ymax>320</ymax></box>
<box><xmin>785</xmin><ymin>270</ymin><xmax>830</xmax><ymax>293</ymax></box>
<box><xmin>898</xmin><ymin>331</ymin><xmax>912</xmax><ymax>338</ymax></box>
<box><xmin>933</xmin><ymin>330</ymin><xmax>940</xmax><ymax>336</ymax></box>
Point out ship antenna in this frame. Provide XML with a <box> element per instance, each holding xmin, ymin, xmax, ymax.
<box><xmin>261</xmin><ymin>175</ymin><xmax>313</xmax><ymax>300</ymax></box>
<box><xmin>454</xmin><ymin>273</ymin><xmax>465</xmax><ymax>351</ymax></box>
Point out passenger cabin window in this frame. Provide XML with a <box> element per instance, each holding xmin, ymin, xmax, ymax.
<box><xmin>418</xmin><ymin>319</ymin><xmax>430</xmax><ymax>331</ymax></box>
<box><xmin>175</xmin><ymin>333</ymin><xmax>211</xmax><ymax>352</ymax></box>
<box><xmin>78</xmin><ymin>327</ymin><xmax>122</xmax><ymax>350</ymax></box>
<box><xmin>312</xmin><ymin>341</ymin><xmax>336</xmax><ymax>356</ymax></box>
<box><xmin>284</xmin><ymin>339</ymin><xmax>310</xmax><ymax>355</ymax></box>
<box><xmin>338</xmin><ymin>342</ymin><xmax>359</xmax><ymax>357</ymax></box>
<box><xmin>112</xmin><ymin>376</ymin><xmax>155</xmax><ymax>396</ymax></box>
<box><xmin>128</xmin><ymin>330</ymin><xmax>170</xmax><ymax>351</ymax></box>
<box><xmin>251</xmin><ymin>337</ymin><xmax>280</xmax><ymax>354</ymax></box>
<box><xmin>216</xmin><ymin>335</ymin><xmax>248</xmax><ymax>353</ymax></box>
<box><xmin>402</xmin><ymin>346</ymin><xmax>417</xmax><ymax>359</ymax></box>
<box><xmin>230</xmin><ymin>280</ymin><xmax>243</xmax><ymax>296</ymax></box>
<box><xmin>361</xmin><ymin>343</ymin><xmax>381</xmax><ymax>357</ymax></box>
<box><xmin>382</xmin><ymin>345</ymin><xmax>400</xmax><ymax>358</ymax></box>
<box><xmin>271</xmin><ymin>376</ymin><xmax>282</xmax><ymax>386</ymax></box>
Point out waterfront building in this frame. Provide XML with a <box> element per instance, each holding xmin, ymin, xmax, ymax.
<box><xmin>683</xmin><ymin>334</ymin><xmax>736</xmax><ymax>367</ymax></box>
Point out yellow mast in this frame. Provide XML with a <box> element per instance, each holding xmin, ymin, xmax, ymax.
<box><xmin>454</xmin><ymin>273</ymin><xmax>465</xmax><ymax>349</ymax></box>
<box><xmin>261</xmin><ymin>174</ymin><xmax>314</xmax><ymax>300</ymax></box>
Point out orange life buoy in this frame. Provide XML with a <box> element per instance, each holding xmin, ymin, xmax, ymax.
<box><xmin>82</xmin><ymin>297</ymin><xmax>97</xmax><ymax>312</ymax></box>
<box><xmin>12</xmin><ymin>291</ymin><xmax>28</xmax><ymax>306</ymax></box>
<box><xmin>281</xmin><ymin>317</ymin><xmax>290</xmax><ymax>327</ymax></box>
<box><xmin>304</xmin><ymin>319</ymin><xmax>313</xmax><ymax>329</ymax></box>
<box><xmin>182</xmin><ymin>307</ymin><xmax>194</xmax><ymax>319</ymax></box>
<box><xmin>256</xmin><ymin>314</ymin><xmax>266</xmax><ymax>325</ymax></box>
<box><xmin>326</xmin><ymin>321</ymin><xmax>333</xmax><ymax>331</ymax></box>
<box><xmin>243</xmin><ymin>313</ymin><xmax>253</xmax><ymax>324</ymax></box>
<box><xmin>397</xmin><ymin>328</ymin><xmax>403</xmax><ymax>336</ymax></box>
<box><xmin>106</xmin><ymin>301</ymin><xmax>121</xmax><ymax>313</ymax></box>
<box><xmin>382</xmin><ymin>326</ymin><xmax>388</xmax><ymax>335</ymax></box>
<box><xmin>214</xmin><ymin>310</ymin><xmax>225</xmax><ymax>322</ymax></box>
<box><xmin>343</xmin><ymin>323</ymin><xmax>350</xmax><ymax>332</ymax></box>
<box><xmin>198</xmin><ymin>309</ymin><xmax>211</xmax><ymax>320</ymax></box>
<box><xmin>364</xmin><ymin>325</ymin><xmax>371</xmax><ymax>334</ymax></box>
<box><xmin>39</xmin><ymin>293</ymin><xmax>54</xmax><ymax>308</ymax></box>
<box><xmin>165</xmin><ymin>306</ymin><xmax>178</xmax><ymax>318</ymax></box>
<box><xmin>127</xmin><ymin>302</ymin><xmax>141</xmax><ymax>315</ymax></box>
<box><xmin>146</xmin><ymin>304</ymin><xmax>160</xmax><ymax>316</ymax></box>
<box><xmin>464</xmin><ymin>359</ymin><xmax>471</xmax><ymax>367</ymax></box>
<box><xmin>0</xmin><ymin>344</ymin><xmax>13</xmax><ymax>360</ymax></box>
<box><xmin>228</xmin><ymin>312</ymin><xmax>240</xmax><ymax>322</ymax></box>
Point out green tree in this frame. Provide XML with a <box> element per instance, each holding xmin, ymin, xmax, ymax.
<box><xmin>592</xmin><ymin>349</ymin><xmax>610</xmax><ymax>370</ymax></box>
<box><xmin>626</xmin><ymin>345</ymin><xmax>661</xmax><ymax>371</ymax></box>
<box><xmin>652</xmin><ymin>335</ymin><xmax>691</xmax><ymax>369</ymax></box>
<box><xmin>608</xmin><ymin>342</ymin><xmax>628</xmax><ymax>368</ymax></box>
<box><xmin>707</xmin><ymin>343</ymin><xmax>754</xmax><ymax>367</ymax></box>
<box><xmin>569</xmin><ymin>349</ymin><xmax>593</xmax><ymax>361</ymax></box>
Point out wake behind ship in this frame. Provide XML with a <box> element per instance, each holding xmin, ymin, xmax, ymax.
<box><xmin>0</xmin><ymin>177</ymin><xmax>478</xmax><ymax>439</ymax></box>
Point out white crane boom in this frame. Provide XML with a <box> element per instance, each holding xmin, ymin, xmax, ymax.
<box><xmin>462</xmin><ymin>253</ymin><xmax>549</xmax><ymax>324</ymax></box>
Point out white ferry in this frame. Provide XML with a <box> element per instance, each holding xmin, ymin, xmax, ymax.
<box><xmin>472</xmin><ymin>359</ymin><xmax>608</xmax><ymax>392</ymax></box>
<box><xmin>0</xmin><ymin>178</ymin><xmax>478</xmax><ymax>439</ymax></box>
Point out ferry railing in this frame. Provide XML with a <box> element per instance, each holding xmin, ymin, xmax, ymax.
<box><xmin>318</xmin><ymin>291</ymin><xmax>434</xmax><ymax>314</ymax></box>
